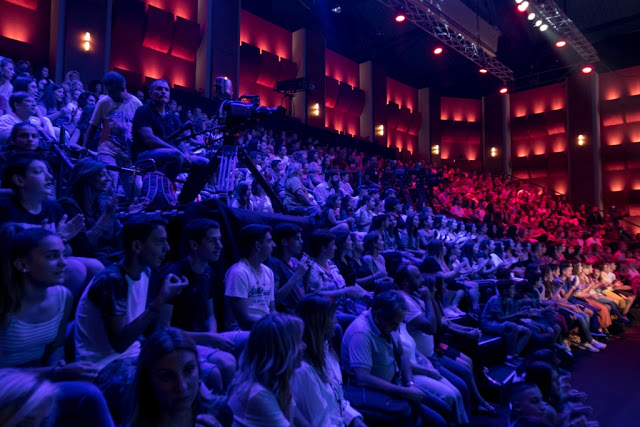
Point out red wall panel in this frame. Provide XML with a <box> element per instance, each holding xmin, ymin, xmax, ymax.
<box><xmin>440</xmin><ymin>97</ymin><xmax>480</xmax><ymax>122</ymax></box>
<box><xmin>142</xmin><ymin>5</ymin><xmax>174</xmax><ymax>53</ymax></box>
<box><xmin>240</xmin><ymin>9</ymin><xmax>292</xmax><ymax>60</ymax></box>
<box><xmin>144</xmin><ymin>0</ymin><xmax>197</xmax><ymax>21</ymax></box>
<box><xmin>325</xmin><ymin>49</ymin><xmax>359</xmax><ymax>88</ymax></box>
<box><xmin>170</xmin><ymin>17</ymin><xmax>201</xmax><ymax>61</ymax></box>
<box><xmin>0</xmin><ymin>0</ymin><xmax>50</xmax><ymax>64</ymax></box>
<box><xmin>387</xmin><ymin>77</ymin><xmax>418</xmax><ymax>113</ymax></box>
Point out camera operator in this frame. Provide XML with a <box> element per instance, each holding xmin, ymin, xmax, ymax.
<box><xmin>131</xmin><ymin>79</ymin><xmax>211</xmax><ymax>204</ymax></box>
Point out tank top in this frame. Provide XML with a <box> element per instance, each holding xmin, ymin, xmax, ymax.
<box><xmin>0</xmin><ymin>286</ymin><xmax>66</xmax><ymax>367</ymax></box>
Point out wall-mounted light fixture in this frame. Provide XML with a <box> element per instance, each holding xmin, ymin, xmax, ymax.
<box><xmin>490</xmin><ymin>146</ymin><xmax>498</xmax><ymax>157</ymax></box>
<box><xmin>432</xmin><ymin>144</ymin><xmax>440</xmax><ymax>155</ymax></box>
<box><xmin>83</xmin><ymin>32</ymin><xmax>91</xmax><ymax>51</ymax></box>
<box><xmin>376</xmin><ymin>124</ymin><xmax>385</xmax><ymax>136</ymax></box>
<box><xmin>577</xmin><ymin>134</ymin><xmax>586</xmax><ymax>146</ymax></box>
<box><xmin>310</xmin><ymin>103</ymin><xmax>320</xmax><ymax>117</ymax></box>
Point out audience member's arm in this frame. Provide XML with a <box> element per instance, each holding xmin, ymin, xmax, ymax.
<box><xmin>352</xmin><ymin>368</ymin><xmax>423</xmax><ymax>402</ymax></box>
<box><xmin>105</xmin><ymin>274</ymin><xmax>187</xmax><ymax>352</ymax></box>
<box><xmin>137</xmin><ymin>126</ymin><xmax>184</xmax><ymax>152</ymax></box>
<box><xmin>227</xmin><ymin>296</ymin><xmax>263</xmax><ymax>330</ymax></box>
<box><xmin>275</xmin><ymin>255</ymin><xmax>309</xmax><ymax>303</ymax></box>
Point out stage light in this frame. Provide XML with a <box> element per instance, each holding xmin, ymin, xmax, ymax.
<box><xmin>479</xmin><ymin>67</ymin><xmax>488</xmax><ymax>74</ymax></box>
<box><xmin>331</xmin><ymin>4</ymin><xmax>342</xmax><ymax>13</ymax></box>
<box><xmin>582</xmin><ymin>65</ymin><xmax>593</xmax><ymax>74</ymax></box>
<box><xmin>395</xmin><ymin>12</ymin><xmax>406</xmax><ymax>22</ymax></box>
<box><xmin>500</xmin><ymin>87</ymin><xmax>508</xmax><ymax>94</ymax></box>
<box><xmin>515</xmin><ymin>0</ymin><xmax>523</xmax><ymax>4</ymax></box>
<box><xmin>527</xmin><ymin>13</ymin><xmax>536</xmax><ymax>20</ymax></box>
<box><xmin>555</xmin><ymin>40</ymin><xmax>567</xmax><ymax>48</ymax></box>
<box><xmin>517</xmin><ymin>1</ymin><xmax>529</xmax><ymax>12</ymax></box>
<box><xmin>535</xmin><ymin>20</ymin><xmax>542</xmax><ymax>27</ymax></box>
<box><xmin>433</xmin><ymin>47</ymin><xmax>443</xmax><ymax>55</ymax></box>
<box><xmin>540</xmin><ymin>24</ymin><xmax>549</xmax><ymax>32</ymax></box>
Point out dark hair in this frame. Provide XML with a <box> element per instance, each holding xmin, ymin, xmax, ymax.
<box><xmin>149</xmin><ymin>79</ymin><xmax>170</xmax><ymax>92</ymax></box>
<box><xmin>393</xmin><ymin>264</ymin><xmax>412</xmax><ymax>287</ymax></box>
<box><xmin>356</xmin><ymin>195</ymin><xmax>371</xmax><ymax>210</ymax></box>
<box><xmin>295</xmin><ymin>295</ymin><xmax>337</xmax><ymax>383</ymax></box>
<box><xmin>238</xmin><ymin>224</ymin><xmax>271</xmax><ymax>257</ymax></box>
<box><xmin>496</xmin><ymin>279</ymin><xmax>514</xmax><ymax>295</ymax></box>
<box><xmin>233</xmin><ymin>181</ymin><xmax>251</xmax><ymax>209</ymax></box>
<box><xmin>9</xmin><ymin>122</ymin><xmax>38</xmax><ymax>146</ymax></box>
<box><xmin>121</xmin><ymin>216</ymin><xmax>168</xmax><ymax>256</ymax></box>
<box><xmin>363</xmin><ymin>232</ymin><xmax>382</xmax><ymax>255</ymax></box>
<box><xmin>0</xmin><ymin>225</ymin><xmax>57</xmax><ymax>324</ymax></box>
<box><xmin>184</xmin><ymin>218</ymin><xmax>220</xmax><ymax>248</ymax></box>
<box><xmin>369</xmin><ymin>215</ymin><xmax>387</xmax><ymax>232</ymax></box>
<box><xmin>1</xmin><ymin>152</ymin><xmax>47</xmax><ymax>191</ymax></box>
<box><xmin>88</xmin><ymin>79</ymin><xmax>103</xmax><ymax>94</ymax></box>
<box><xmin>12</xmin><ymin>77</ymin><xmax>35</xmax><ymax>94</ymax></box>
<box><xmin>427</xmin><ymin>239</ymin><xmax>444</xmax><ymax>258</ymax></box>
<box><xmin>334</xmin><ymin>231</ymin><xmax>351</xmax><ymax>257</ymax></box>
<box><xmin>323</xmin><ymin>194</ymin><xmax>340</xmax><ymax>209</ymax></box>
<box><xmin>8</xmin><ymin>91</ymin><xmax>32</xmax><ymax>111</ymax></box>
<box><xmin>524</xmin><ymin>362</ymin><xmax>556</xmax><ymax>405</ymax></box>
<box><xmin>66</xmin><ymin>157</ymin><xmax>108</xmax><ymax>216</ymax></box>
<box><xmin>38</xmin><ymin>84</ymin><xmax>63</xmax><ymax>111</ymax></box>
<box><xmin>102</xmin><ymin>71</ymin><xmax>126</xmax><ymax>89</ymax></box>
<box><xmin>371</xmin><ymin>290</ymin><xmax>407</xmax><ymax>318</ymax></box>
<box><xmin>384</xmin><ymin>197</ymin><xmax>400</xmax><ymax>213</ymax></box>
<box><xmin>308</xmin><ymin>229</ymin><xmax>335</xmax><ymax>257</ymax></box>
<box><xmin>132</xmin><ymin>328</ymin><xmax>203</xmax><ymax>425</ymax></box>
<box><xmin>77</xmin><ymin>92</ymin><xmax>96</xmax><ymax>109</ymax></box>
<box><xmin>272</xmin><ymin>223</ymin><xmax>302</xmax><ymax>246</ymax></box>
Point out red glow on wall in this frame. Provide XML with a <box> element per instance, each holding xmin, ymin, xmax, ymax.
<box><xmin>4</xmin><ymin>0</ymin><xmax>37</xmax><ymax>11</ymax></box>
<box><xmin>516</xmin><ymin>148</ymin><xmax>529</xmax><ymax>158</ymax></box>
<box><xmin>510</xmin><ymin>84</ymin><xmax>565</xmax><ymax>117</ymax></box>
<box><xmin>441</xmin><ymin>97</ymin><xmax>481</xmax><ymax>123</ymax></box>
<box><xmin>602</xmin><ymin>114</ymin><xmax>625</xmax><ymax>127</ymax></box>
<box><xmin>326</xmin><ymin>49</ymin><xmax>359</xmax><ymax>88</ymax></box>
<box><xmin>387</xmin><ymin>78</ymin><xmax>417</xmax><ymax>112</ymax></box>
<box><xmin>533</xmin><ymin>141</ymin><xmax>546</xmax><ymax>155</ymax></box>
<box><xmin>240</xmin><ymin>10</ymin><xmax>292</xmax><ymax>60</ymax></box>
<box><xmin>0</xmin><ymin>23</ymin><xmax>33</xmax><ymax>43</ymax></box>
<box><xmin>629</xmin><ymin>123</ymin><xmax>640</xmax><ymax>142</ymax></box>
<box><xmin>551</xmin><ymin>136</ymin><xmax>566</xmax><ymax>153</ymax></box>
<box><xmin>609</xmin><ymin>178</ymin><xmax>626</xmax><ymax>192</ymax></box>
<box><xmin>144</xmin><ymin>0</ymin><xmax>197</xmax><ymax>20</ymax></box>
<box><xmin>604</xmin><ymin>90</ymin><xmax>622</xmax><ymax>101</ymax></box>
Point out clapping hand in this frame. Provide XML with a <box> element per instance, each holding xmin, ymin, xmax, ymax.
<box><xmin>55</xmin><ymin>214</ymin><xmax>85</xmax><ymax>241</ymax></box>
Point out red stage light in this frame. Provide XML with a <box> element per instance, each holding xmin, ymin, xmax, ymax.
<box><xmin>395</xmin><ymin>14</ymin><xmax>406</xmax><ymax>22</ymax></box>
<box><xmin>500</xmin><ymin>87</ymin><xmax>508</xmax><ymax>94</ymax></box>
<box><xmin>517</xmin><ymin>1</ymin><xmax>529</xmax><ymax>12</ymax></box>
<box><xmin>479</xmin><ymin>68</ymin><xmax>488</xmax><ymax>74</ymax></box>
<box><xmin>582</xmin><ymin>65</ymin><xmax>593</xmax><ymax>74</ymax></box>
<box><xmin>555</xmin><ymin>40</ymin><xmax>567</xmax><ymax>48</ymax></box>
<box><xmin>433</xmin><ymin>47</ymin><xmax>443</xmax><ymax>55</ymax></box>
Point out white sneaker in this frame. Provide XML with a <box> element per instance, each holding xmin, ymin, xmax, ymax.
<box><xmin>591</xmin><ymin>340</ymin><xmax>607</xmax><ymax>350</ymax></box>
<box><xmin>453</xmin><ymin>306</ymin><xmax>466</xmax><ymax>316</ymax></box>
<box><xmin>583</xmin><ymin>342</ymin><xmax>599</xmax><ymax>352</ymax></box>
<box><xmin>443</xmin><ymin>307</ymin><xmax>460</xmax><ymax>318</ymax></box>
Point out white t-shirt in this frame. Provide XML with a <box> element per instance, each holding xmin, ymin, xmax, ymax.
<box><xmin>75</xmin><ymin>270</ymin><xmax>149</xmax><ymax>369</ymax></box>
<box><xmin>399</xmin><ymin>290</ymin><xmax>435</xmax><ymax>357</ymax></box>
<box><xmin>224</xmin><ymin>259</ymin><xmax>275</xmax><ymax>331</ymax></box>
<box><xmin>90</xmin><ymin>93</ymin><xmax>142</xmax><ymax>156</ymax></box>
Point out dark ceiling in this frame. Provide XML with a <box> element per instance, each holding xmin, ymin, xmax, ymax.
<box><xmin>241</xmin><ymin>0</ymin><xmax>640</xmax><ymax>98</ymax></box>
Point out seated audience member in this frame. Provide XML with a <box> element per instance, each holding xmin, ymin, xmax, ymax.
<box><xmin>266</xmin><ymin>223</ymin><xmax>310</xmax><ymax>313</ymax></box>
<box><xmin>481</xmin><ymin>280</ymin><xmax>532</xmax><ymax>360</ymax></box>
<box><xmin>0</xmin><ymin>226</ymin><xmax>114</xmax><ymax>426</ymax></box>
<box><xmin>0</xmin><ymin>153</ymin><xmax>103</xmax><ymax>298</ymax></box>
<box><xmin>508</xmin><ymin>382</ymin><xmax>551</xmax><ymax>426</ymax></box>
<box><xmin>292</xmin><ymin>295</ymin><xmax>366</xmax><ymax>427</ymax></box>
<box><xmin>84</xmin><ymin>71</ymin><xmax>142</xmax><ymax>196</ymax></box>
<box><xmin>314</xmin><ymin>170</ymin><xmax>340</xmax><ymax>206</ymax></box>
<box><xmin>251</xmin><ymin>178</ymin><xmax>274</xmax><ymax>214</ymax></box>
<box><xmin>131</xmin><ymin>79</ymin><xmax>210</xmax><ymax>204</ymax></box>
<box><xmin>0</xmin><ymin>370</ymin><xmax>58</xmax><ymax>427</ymax></box>
<box><xmin>306</xmin><ymin>229</ymin><xmax>371</xmax><ymax>324</ymax></box>
<box><xmin>355</xmin><ymin>195</ymin><xmax>375</xmax><ymax>232</ymax></box>
<box><xmin>0</xmin><ymin>91</ymin><xmax>54</xmax><ymax>146</ymax></box>
<box><xmin>129</xmin><ymin>328</ymin><xmax>224</xmax><ymax>427</ymax></box>
<box><xmin>228</xmin><ymin>313</ymin><xmax>304</xmax><ymax>427</ymax></box>
<box><xmin>224</xmin><ymin>224</ymin><xmax>276</xmax><ymax>331</ymax></box>
<box><xmin>283</xmin><ymin>162</ymin><xmax>319</xmax><ymax>215</ymax></box>
<box><xmin>341</xmin><ymin>290</ymin><xmax>447</xmax><ymax>426</ymax></box>
<box><xmin>37</xmin><ymin>84</ymin><xmax>72</xmax><ymax>128</ymax></box>
<box><xmin>0</xmin><ymin>57</ymin><xmax>15</xmax><ymax>102</ymax></box>
<box><xmin>163</xmin><ymin>218</ymin><xmax>245</xmax><ymax>387</ymax></box>
<box><xmin>2</xmin><ymin>122</ymin><xmax>40</xmax><ymax>156</ymax></box>
<box><xmin>231</xmin><ymin>181</ymin><xmax>253</xmax><ymax>209</ymax></box>
<box><xmin>333</xmin><ymin>231</ymin><xmax>392</xmax><ymax>291</ymax></box>
<box><xmin>317</xmin><ymin>194</ymin><xmax>353</xmax><ymax>233</ymax></box>
<box><xmin>340</xmin><ymin>170</ymin><xmax>354</xmax><ymax>196</ymax></box>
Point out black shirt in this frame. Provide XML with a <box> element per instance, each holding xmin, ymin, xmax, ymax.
<box><xmin>0</xmin><ymin>197</ymin><xmax>64</xmax><ymax>232</ymax></box>
<box><xmin>164</xmin><ymin>258</ymin><xmax>215</xmax><ymax>333</ymax></box>
<box><xmin>131</xmin><ymin>103</ymin><xmax>182</xmax><ymax>161</ymax></box>
<box><xmin>266</xmin><ymin>256</ymin><xmax>304</xmax><ymax>313</ymax></box>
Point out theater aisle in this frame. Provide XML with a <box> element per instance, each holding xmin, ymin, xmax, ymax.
<box><xmin>570</xmin><ymin>311</ymin><xmax>640</xmax><ymax>427</ymax></box>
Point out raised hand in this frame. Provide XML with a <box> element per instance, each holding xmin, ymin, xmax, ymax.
<box><xmin>157</xmin><ymin>273</ymin><xmax>189</xmax><ymax>304</ymax></box>
<box><xmin>57</xmin><ymin>214</ymin><xmax>85</xmax><ymax>241</ymax></box>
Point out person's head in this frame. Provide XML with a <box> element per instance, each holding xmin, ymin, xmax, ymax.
<box><xmin>325</xmin><ymin>170</ymin><xmax>340</xmax><ymax>186</ymax></box>
<box><xmin>133</xmin><ymin>328</ymin><xmax>202</xmax><ymax>424</ymax></box>
<box><xmin>363</xmin><ymin>231</ymin><xmax>384</xmax><ymax>255</ymax></box>
<box><xmin>371</xmin><ymin>290</ymin><xmax>407</xmax><ymax>337</ymax></box>
<box><xmin>525</xmin><ymin>362</ymin><xmax>558</xmax><ymax>404</ymax></box>
<box><xmin>559</xmin><ymin>261</ymin><xmax>572</xmax><ymax>278</ymax></box>
<box><xmin>286</xmin><ymin>162</ymin><xmax>302</xmax><ymax>178</ymax></box>
<box><xmin>308</xmin><ymin>229</ymin><xmax>336</xmax><ymax>259</ymax></box>
<box><xmin>509</xmin><ymin>382</ymin><xmax>547</xmax><ymax>421</ymax></box>
<box><xmin>238</xmin><ymin>224</ymin><xmax>274</xmax><ymax>261</ymax></box>
<box><xmin>88</xmin><ymin>79</ymin><xmax>103</xmax><ymax>95</ymax></box>
<box><xmin>77</xmin><ymin>91</ymin><xmax>97</xmax><ymax>109</ymax></box>
<box><xmin>426</xmin><ymin>239</ymin><xmax>445</xmax><ymax>258</ymax></box>
<box><xmin>272</xmin><ymin>223</ymin><xmax>303</xmax><ymax>257</ymax></box>
<box><xmin>370</xmin><ymin>214</ymin><xmax>389</xmax><ymax>232</ymax></box>
<box><xmin>334</xmin><ymin>231</ymin><xmax>353</xmax><ymax>258</ymax></box>
<box><xmin>149</xmin><ymin>79</ymin><xmax>171</xmax><ymax>105</ymax></box>
<box><xmin>1</xmin><ymin>153</ymin><xmax>53</xmax><ymax>200</ymax></box>
<box><xmin>121</xmin><ymin>216</ymin><xmax>170</xmax><ymax>268</ymax></box>
<box><xmin>0</xmin><ymin>369</ymin><xmax>57</xmax><ymax>427</ymax></box>
<box><xmin>384</xmin><ymin>197</ymin><xmax>402</xmax><ymax>213</ymax></box>
<box><xmin>9</xmin><ymin>122</ymin><xmax>39</xmax><ymax>151</ymax></box>
<box><xmin>39</xmin><ymin>84</ymin><xmax>64</xmax><ymax>110</ymax></box>
<box><xmin>67</xmin><ymin>157</ymin><xmax>110</xmax><ymax>210</ymax></box>
<box><xmin>394</xmin><ymin>264</ymin><xmax>422</xmax><ymax>293</ymax></box>
<box><xmin>9</xmin><ymin>92</ymin><xmax>36</xmax><ymax>119</ymax></box>
<box><xmin>350</xmin><ymin>232</ymin><xmax>364</xmax><ymax>254</ymax></box>
<box><xmin>324</xmin><ymin>194</ymin><xmax>340</xmax><ymax>210</ymax></box>
<box><xmin>497</xmin><ymin>279</ymin><xmax>516</xmax><ymax>298</ymax></box>
<box><xmin>234</xmin><ymin>313</ymin><xmax>304</xmax><ymax>412</ymax></box>
<box><xmin>295</xmin><ymin>295</ymin><xmax>337</xmax><ymax>379</ymax></box>
<box><xmin>183</xmin><ymin>218</ymin><xmax>222</xmax><ymax>263</ymax></box>
<box><xmin>0</xmin><ymin>57</ymin><xmax>15</xmax><ymax>82</ymax></box>
<box><xmin>0</xmin><ymin>226</ymin><xmax>66</xmax><ymax>323</ymax></box>
<box><xmin>102</xmin><ymin>71</ymin><xmax>126</xmax><ymax>102</ymax></box>
<box><xmin>12</xmin><ymin>76</ymin><xmax>38</xmax><ymax>96</ymax></box>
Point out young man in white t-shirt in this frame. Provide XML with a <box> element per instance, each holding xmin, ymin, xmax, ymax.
<box><xmin>224</xmin><ymin>224</ymin><xmax>277</xmax><ymax>331</ymax></box>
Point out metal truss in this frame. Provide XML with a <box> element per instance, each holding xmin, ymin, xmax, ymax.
<box><xmin>530</xmin><ymin>0</ymin><xmax>599</xmax><ymax>64</ymax></box>
<box><xmin>376</xmin><ymin>0</ymin><xmax>514</xmax><ymax>82</ymax></box>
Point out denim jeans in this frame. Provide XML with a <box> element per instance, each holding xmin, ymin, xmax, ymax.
<box><xmin>53</xmin><ymin>381</ymin><xmax>114</xmax><ymax>427</ymax></box>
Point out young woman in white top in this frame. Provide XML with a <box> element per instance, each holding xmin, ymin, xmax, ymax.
<box><xmin>292</xmin><ymin>295</ymin><xmax>365</xmax><ymax>427</ymax></box>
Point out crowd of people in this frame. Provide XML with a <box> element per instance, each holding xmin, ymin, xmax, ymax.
<box><xmin>1</xmin><ymin>54</ymin><xmax>639</xmax><ymax>427</ymax></box>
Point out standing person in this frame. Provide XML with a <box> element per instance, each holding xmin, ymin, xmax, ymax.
<box><xmin>0</xmin><ymin>57</ymin><xmax>15</xmax><ymax>101</ymax></box>
<box><xmin>224</xmin><ymin>225</ymin><xmax>277</xmax><ymax>331</ymax></box>
<box><xmin>292</xmin><ymin>295</ymin><xmax>366</xmax><ymax>427</ymax></box>
<box><xmin>84</xmin><ymin>71</ymin><xmax>142</xmax><ymax>195</ymax></box>
<box><xmin>228</xmin><ymin>313</ymin><xmax>305</xmax><ymax>427</ymax></box>
<box><xmin>129</xmin><ymin>328</ymin><xmax>223</xmax><ymax>427</ymax></box>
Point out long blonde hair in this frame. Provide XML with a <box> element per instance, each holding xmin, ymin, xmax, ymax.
<box><xmin>0</xmin><ymin>369</ymin><xmax>58</xmax><ymax>427</ymax></box>
<box><xmin>229</xmin><ymin>313</ymin><xmax>304</xmax><ymax>414</ymax></box>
